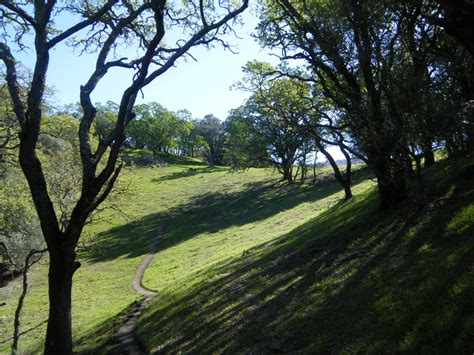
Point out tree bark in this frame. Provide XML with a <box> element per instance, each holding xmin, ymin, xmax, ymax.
<box><xmin>343</xmin><ymin>183</ymin><xmax>353</xmax><ymax>200</ymax></box>
<box><xmin>314</xmin><ymin>139</ymin><xmax>352</xmax><ymax>200</ymax></box>
<box><xmin>423</xmin><ymin>145</ymin><xmax>435</xmax><ymax>167</ymax></box>
<box><xmin>44</xmin><ymin>242</ymin><xmax>78</xmax><ymax>355</ymax></box>
<box><xmin>373</xmin><ymin>158</ymin><xmax>407</xmax><ymax>210</ymax></box>
<box><xmin>281</xmin><ymin>158</ymin><xmax>293</xmax><ymax>183</ymax></box>
<box><xmin>283</xmin><ymin>168</ymin><xmax>293</xmax><ymax>183</ymax></box>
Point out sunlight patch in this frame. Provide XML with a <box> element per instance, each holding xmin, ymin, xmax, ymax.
<box><xmin>446</xmin><ymin>204</ymin><xmax>474</xmax><ymax>234</ymax></box>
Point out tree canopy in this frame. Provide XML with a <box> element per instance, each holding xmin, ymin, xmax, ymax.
<box><xmin>0</xmin><ymin>0</ymin><xmax>248</xmax><ymax>352</ymax></box>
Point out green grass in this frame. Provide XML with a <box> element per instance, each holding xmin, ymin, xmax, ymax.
<box><xmin>135</xmin><ymin>157</ymin><xmax>474</xmax><ymax>353</ymax></box>
<box><xmin>0</xmin><ymin>153</ymin><xmax>472</xmax><ymax>354</ymax></box>
<box><xmin>0</xmin><ymin>162</ymin><xmax>284</xmax><ymax>353</ymax></box>
<box><xmin>122</xmin><ymin>148</ymin><xmax>206</xmax><ymax>166</ymax></box>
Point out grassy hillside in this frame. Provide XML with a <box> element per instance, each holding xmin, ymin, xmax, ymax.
<box><xmin>0</xmin><ymin>157</ymin><xmax>285</xmax><ymax>353</ymax></box>
<box><xmin>0</xmin><ymin>153</ymin><xmax>472</xmax><ymax>354</ymax></box>
<box><xmin>135</xmin><ymin>157</ymin><xmax>474</xmax><ymax>353</ymax></box>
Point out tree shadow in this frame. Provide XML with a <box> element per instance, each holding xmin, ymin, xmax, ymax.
<box><xmin>84</xmin><ymin>169</ymin><xmax>371</xmax><ymax>263</ymax></box>
<box><xmin>74</xmin><ymin>299</ymin><xmax>147</xmax><ymax>354</ymax></box>
<box><xmin>136</xmin><ymin>164</ymin><xmax>474</xmax><ymax>353</ymax></box>
<box><xmin>122</xmin><ymin>150</ymin><xmax>207</xmax><ymax>167</ymax></box>
<box><xmin>155</xmin><ymin>153</ymin><xmax>206</xmax><ymax>167</ymax></box>
<box><xmin>0</xmin><ymin>319</ymin><xmax>47</xmax><ymax>346</ymax></box>
<box><xmin>151</xmin><ymin>166</ymin><xmax>227</xmax><ymax>183</ymax></box>
<box><xmin>82</xmin><ymin>212</ymin><xmax>166</xmax><ymax>262</ymax></box>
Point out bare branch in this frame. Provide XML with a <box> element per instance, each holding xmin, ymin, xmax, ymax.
<box><xmin>0</xmin><ymin>43</ymin><xmax>27</xmax><ymax>129</ymax></box>
<box><xmin>143</xmin><ymin>0</ymin><xmax>249</xmax><ymax>87</ymax></box>
<box><xmin>199</xmin><ymin>0</ymin><xmax>208</xmax><ymax>28</ymax></box>
<box><xmin>0</xmin><ymin>0</ymin><xmax>36</xmax><ymax>27</ymax></box>
<box><xmin>47</xmin><ymin>0</ymin><xmax>119</xmax><ymax>49</ymax></box>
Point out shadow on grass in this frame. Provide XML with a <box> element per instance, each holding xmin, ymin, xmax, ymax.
<box><xmin>151</xmin><ymin>166</ymin><xmax>227</xmax><ymax>183</ymax></box>
<box><xmin>84</xmin><ymin>168</ymin><xmax>371</xmax><ymax>263</ymax></box>
<box><xmin>122</xmin><ymin>150</ymin><xmax>207</xmax><ymax>167</ymax></box>
<box><xmin>74</xmin><ymin>300</ymin><xmax>146</xmax><ymax>354</ymax></box>
<box><xmin>0</xmin><ymin>319</ymin><xmax>47</xmax><ymax>347</ymax></box>
<box><xmin>82</xmin><ymin>212</ymin><xmax>166</xmax><ymax>262</ymax></box>
<box><xmin>157</xmin><ymin>153</ymin><xmax>206</xmax><ymax>166</ymax></box>
<box><xmin>136</xmin><ymin>164</ymin><xmax>474</xmax><ymax>354</ymax></box>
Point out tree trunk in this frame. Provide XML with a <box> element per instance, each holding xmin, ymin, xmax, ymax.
<box><xmin>281</xmin><ymin>159</ymin><xmax>293</xmax><ymax>183</ymax></box>
<box><xmin>312</xmin><ymin>152</ymin><xmax>318</xmax><ymax>183</ymax></box>
<box><xmin>13</xmin><ymin>248</ymin><xmax>47</xmax><ymax>353</ymax></box>
<box><xmin>293</xmin><ymin>164</ymin><xmax>300</xmax><ymax>182</ymax></box>
<box><xmin>300</xmin><ymin>167</ymin><xmax>306</xmax><ymax>183</ymax></box>
<box><xmin>44</xmin><ymin>244</ymin><xmax>77</xmax><ymax>355</ymax></box>
<box><xmin>207</xmin><ymin>153</ymin><xmax>215</xmax><ymax>166</ymax></box>
<box><xmin>314</xmin><ymin>140</ymin><xmax>352</xmax><ymax>200</ymax></box>
<box><xmin>374</xmin><ymin>160</ymin><xmax>407</xmax><ymax>210</ymax></box>
<box><xmin>423</xmin><ymin>145</ymin><xmax>435</xmax><ymax>167</ymax></box>
<box><xmin>299</xmin><ymin>154</ymin><xmax>307</xmax><ymax>183</ymax></box>
<box><xmin>343</xmin><ymin>181</ymin><xmax>353</xmax><ymax>200</ymax></box>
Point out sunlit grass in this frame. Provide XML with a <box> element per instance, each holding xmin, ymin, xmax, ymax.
<box><xmin>446</xmin><ymin>204</ymin><xmax>474</xmax><ymax>234</ymax></box>
<box><xmin>1</xmin><ymin>153</ymin><xmax>472</xmax><ymax>353</ymax></box>
<box><xmin>0</xmin><ymin>161</ymin><xmax>284</xmax><ymax>353</ymax></box>
<box><xmin>135</xmin><ymin>157</ymin><xmax>474</xmax><ymax>353</ymax></box>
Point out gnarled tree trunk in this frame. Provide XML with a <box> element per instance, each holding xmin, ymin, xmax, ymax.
<box><xmin>314</xmin><ymin>139</ymin><xmax>353</xmax><ymax>200</ymax></box>
<box><xmin>372</xmin><ymin>157</ymin><xmax>407</xmax><ymax>210</ymax></box>
<box><xmin>44</xmin><ymin>242</ymin><xmax>77</xmax><ymax>354</ymax></box>
<box><xmin>423</xmin><ymin>144</ymin><xmax>435</xmax><ymax>167</ymax></box>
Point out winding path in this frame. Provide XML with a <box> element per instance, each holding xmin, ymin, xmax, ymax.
<box><xmin>114</xmin><ymin>226</ymin><xmax>164</xmax><ymax>354</ymax></box>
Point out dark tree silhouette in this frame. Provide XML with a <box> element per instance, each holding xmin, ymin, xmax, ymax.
<box><xmin>0</xmin><ymin>0</ymin><xmax>248</xmax><ymax>352</ymax></box>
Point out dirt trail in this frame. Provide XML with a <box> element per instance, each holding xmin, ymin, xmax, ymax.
<box><xmin>113</xmin><ymin>226</ymin><xmax>164</xmax><ymax>354</ymax></box>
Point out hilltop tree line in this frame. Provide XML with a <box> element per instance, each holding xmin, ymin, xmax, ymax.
<box><xmin>62</xmin><ymin>101</ymin><xmax>226</xmax><ymax>164</ymax></box>
<box><xmin>77</xmin><ymin>0</ymin><xmax>473</xmax><ymax>211</ymax></box>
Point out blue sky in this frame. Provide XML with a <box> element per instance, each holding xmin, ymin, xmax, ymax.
<box><xmin>22</xmin><ymin>10</ymin><xmax>277</xmax><ymax>120</ymax></box>
<box><xmin>12</xmin><ymin>7</ymin><xmax>343</xmax><ymax>161</ymax></box>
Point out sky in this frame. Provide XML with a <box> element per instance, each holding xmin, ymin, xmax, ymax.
<box><xmin>10</xmin><ymin>6</ymin><xmax>343</xmax><ymax>161</ymax></box>
<box><xmin>16</xmin><ymin>9</ymin><xmax>278</xmax><ymax>120</ymax></box>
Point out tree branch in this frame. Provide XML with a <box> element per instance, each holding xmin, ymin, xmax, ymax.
<box><xmin>0</xmin><ymin>0</ymin><xmax>36</xmax><ymax>26</ymax></box>
<box><xmin>47</xmin><ymin>0</ymin><xmax>119</xmax><ymax>49</ymax></box>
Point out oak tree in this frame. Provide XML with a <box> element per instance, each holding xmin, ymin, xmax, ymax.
<box><xmin>0</xmin><ymin>0</ymin><xmax>248</xmax><ymax>352</ymax></box>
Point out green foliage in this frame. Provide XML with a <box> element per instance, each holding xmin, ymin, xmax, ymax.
<box><xmin>38</xmin><ymin>115</ymin><xmax>84</xmax><ymax>230</ymax></box>
<box><xmin>195</xmin><ymin>114</ymin><xmax>225</xmax><ymax>165</ymax></box>
<box><xmin>0</xmin><ymin>81</ymin><xmax>19</xmax><ymax>168</ymax></box>
<box><xmin>255</xmin><ymin>0</ymin><xmax>474</xmax><ymax>206</ymax></box>
<box><xmin>126</xmin><ymin>103</ymin><xmax>202</xmax><ymax>157</ymax></box>
<box><xmin>93</xmin><ymin>101</ymin><xmax>119</xmax><ymax>141</ymax></box>
<box><xmin>225</xmin><ymin>105</ymin><xmax>270</xmax><ymax>168</ymax></box>
<box><xmin>128</xmin><ymin>103</ymin><xmax>177</xmax><ymax>153</ymax></box>
<box><xmin>0</xmin><ymin>168</ymin><xmax>44</xmax><ymax>266</ymax></box>
<box><xmin>227</xmin><ymin>61</ymin><xmax>315</xmax><ymax>181</ymax></box>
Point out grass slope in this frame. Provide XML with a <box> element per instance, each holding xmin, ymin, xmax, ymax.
<box><xmin>0</xmin><ymin>153</ymin><xmax>472</xmax><ymax>354</ymax></box>
<box><xmin>0</xmin><ymin>158</ymin><xmax>282</xmax><ymax>353</ymax></box>
<box><xmin>136</xmin><ymin>157</ymin><xmax>474</xmax><ymax>353</ymax></box>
